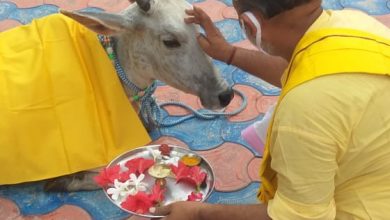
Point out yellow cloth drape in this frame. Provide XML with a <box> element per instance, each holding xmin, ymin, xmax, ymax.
<box><xmin>0</xmin><ymin>14</ymin><xmax>151</xmax><ymax>184</ymax></box>
<box><xmin>258</xmin><ymin>28</ymin><xmax>390</xmax><ymax>203</ymax></box>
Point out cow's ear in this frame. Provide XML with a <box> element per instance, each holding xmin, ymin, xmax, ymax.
<box><xmin>60</xmin><ymin>10</ymin><xmax>134</xmax><ymax>35</ymax></box>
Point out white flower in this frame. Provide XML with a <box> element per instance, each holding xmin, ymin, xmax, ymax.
<box><xmin>161</xmin><ymin>155</ymin><xmax>180</xmax><ymax>166</ymax></box>
<box><xmin>148</xmin><ymin>147</ymin><xmax>162</xmax><ymax>161</ymax></box>
<box><xmin>128</xmin><ymin>173</ymin><xmax>148</xmax><ymax>195</ymax></box>
<box><xmin>107</xmin><ymin>179</ymin><xmax>131</xmax><ymax>201</ymax></box>
<box><xmin>159</xmin><ymin>151</ymin><xmax>180</xmax><ymax>166</ymax></box>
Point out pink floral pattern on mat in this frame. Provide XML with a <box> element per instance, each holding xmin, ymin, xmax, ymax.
<box><xmin>0</xmin><ymin>20</ymin><xmax>22</xmax><ymax>32</ymax></box>
<box><xmin>198</xmin><ymin>142</ymin><xmax>255</xmax><ymax>191</ymax></box>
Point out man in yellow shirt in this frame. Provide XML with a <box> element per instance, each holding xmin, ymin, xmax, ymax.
<box><xmin>151</xmin><ymin>0</ymin><xmax>390</xmax><ymax>219</ymax></box>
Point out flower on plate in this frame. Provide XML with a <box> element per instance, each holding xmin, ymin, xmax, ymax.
<box><xmin>159</xmin><ymin>144</ymin><xmax>171</xmax><ymax>156</ymax></box>
<box><xmin>149</xmin><ymin>183</ymin><xmax>166</xmax><ymax>204</ymax></box>
<box><xmin>125</xmin><ymin>158</ymin><xmax>155</xmax><ymax>175</ymax></box>
<box><xmin>128</xmin><ymin>173</ymin><xmax>148</xmax><ymax>195</ymax></box>
<box><xmin>94</xmin><ymin>165</ymin><xmax>121</xmax><ymax>187</ymax></box>
<box><xmin>121</xmin><ymin>191</ymin><xmax>154</xmax><ymax>214</ymax></box>
<box><xmin>117</xmin><ymin>168</ymin><xmax>137</xmax><ymax>182</ymax></box>
<box><xmin>170</xmin><ymin>161</ymin><xmax>188</xmax><ymax>178</ymax></box>
<box><xmin>148</xmin><ymin>147</ymin><xmax>162</xmax><ymax>161</ymax></box>
<box><xmin>161</xmin><ymin>153</ymin><xmax>181</xmax><ymax>167</ymax></box>
<box><xmin>106</xmin><ymin>179</ymin><xmax>131</xmax><ymax>201</ymax></box>
<box><xmin>187</xmin><ymin>192</ymin><xmax>203</xmax><ymax>201</ymax></box>
<box><xmin>170</xmin><ymin>161</ymin><xmax>207</xmax><ymax>188</ymax></box>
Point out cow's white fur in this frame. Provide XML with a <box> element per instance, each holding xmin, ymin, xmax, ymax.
<box><xmin>62</xmin><ymin>0</ymin><xmax>231</xmax><ymax>110</ymax></box>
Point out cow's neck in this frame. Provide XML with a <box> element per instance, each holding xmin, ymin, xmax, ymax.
<box><xmin>98</xmin><ymin>35</ymin><xmax>146</xmax><ymax>112</ymax></box>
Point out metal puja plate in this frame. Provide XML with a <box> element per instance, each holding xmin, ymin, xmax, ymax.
<box><xmin>104</xmin><ymin>144</ymin><xmax>215</xmax><ymax>218</ymax></box>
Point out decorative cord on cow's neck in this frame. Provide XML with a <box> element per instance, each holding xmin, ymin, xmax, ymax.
<box><xmin>98</xmin><ymin>35</ymin><xmax>146</xmax><ymax>98</ymax></box>
<box><xmin>98</xmin><ymin>35</ymin><xmax>159</xmax><ymax>128</ymax></box>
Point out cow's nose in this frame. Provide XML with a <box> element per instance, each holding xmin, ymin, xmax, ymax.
<box><xmin>218</xmin><ymin>88</ymin><xmax>234</xmax><ymax>107</ymax></box>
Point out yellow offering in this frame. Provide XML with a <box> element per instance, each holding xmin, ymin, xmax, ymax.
<box><xmin>180</xmin><ymin>154</ymin><xmax>202</xmax><ymax>167</ymax></box>
<box><xmin>148</xmin><ymin>164</ymin><xmax>171</xmax><ymax>179</ymax></box>
<box><xmin>0</xmin><ymin>14</ymin><xmax>151</xmax><ymax>184</ymax></box>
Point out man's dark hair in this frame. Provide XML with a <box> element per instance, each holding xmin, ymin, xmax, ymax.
<box><xmin>234</xmin><ymin>0</ymin><xmax>311</xmax><ymax>18</ymax></box>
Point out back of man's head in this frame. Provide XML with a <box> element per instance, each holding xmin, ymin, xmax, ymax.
<box><xmin>234</xmin><ymin>0</ymin><xmax>312</xmax><ymax>18</ymax></box>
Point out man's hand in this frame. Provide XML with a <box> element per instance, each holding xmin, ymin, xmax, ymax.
<box><xmin>185</xmin><ymin>6</ymin><xmax>235</xmax><ymax>63</ymax></box>
<box><xmin>150</xmin><ymin>201</ymin><xmax>205</xmax><ymax>220</ymax></box>
<box><xmin>150</xmin><ymin>202</ymin><xmax>270</xmax><ymax>220</ymax></box>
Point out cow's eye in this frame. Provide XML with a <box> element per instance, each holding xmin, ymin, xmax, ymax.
<box><xmin>163</xmin><ymin>39</ymin><xmax>181</xmax><ymax>48</ymax></box>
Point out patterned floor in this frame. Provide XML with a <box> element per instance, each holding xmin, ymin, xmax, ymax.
<box><xmin>0</xmin><ymin>0</ymin><xmax>389</xmax><ymax>219</ymax></box>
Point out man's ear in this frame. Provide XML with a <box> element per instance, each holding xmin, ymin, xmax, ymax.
<box><xmin>60</xmin><ymin>10</ymin><xmax>134</xmax><ymax>35</ymax></box>
<box><xmin>240</xmin><ymin>14</ymin><xmax>257</xmax><ymax>37</ymax></box>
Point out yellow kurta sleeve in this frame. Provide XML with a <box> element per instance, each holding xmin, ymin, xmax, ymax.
<box><xmin>0</xmin><ymin>14</ymin><xmax>151</xmax><ymax>184</ymax></box>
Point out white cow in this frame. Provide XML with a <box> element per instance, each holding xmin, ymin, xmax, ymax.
<box><xmin>43</xmin><ymin>0</ymin><xmax>233</xmax><ymax>191</ymax></box>
<box><xmin>62</xmin><ymin>0</ymin><xmax>233</xmax><ymax>110</ymax></box>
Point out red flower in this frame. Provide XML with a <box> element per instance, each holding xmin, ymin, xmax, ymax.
<box><xmin>170</xmin><ymin>161</ymin><xmax>188</xmax><ymax>178</ymax></box>
<box><xmin>94</xmin><ymin>165</ymin><xmax>121</xmax><ymax>187</ymax></box>
<box><xmin>125</xmin><ymin>158</ymin><xmax>155</xmax><ymax>175</ymax></box>
<box><xmin>121</xmin><ymin>192</ymin><xmax>154</xmax><ymax>214</ymax></box>
<box><xmin>159</xmin><ymin>144</ymin><xmax>171</xmax><ymax>156</ymax></box>
<box><xmin>187</xmin><ymin>192</ymin><xmax>203</xmax><ymax>201</ymax></box>
<box><xmin>170</xmin><ymin>161</ymin><xmax>207</xmax><ymax>188</ymax></box>
<box><xmin>149</xmin><ymin>183</ymin><xmax>166</xmax><ymax>204</ymax></box>
<box><xmin>117</xmin><ymin>167</ymin><xmax>137</xmax><ymax>182</ymax></box>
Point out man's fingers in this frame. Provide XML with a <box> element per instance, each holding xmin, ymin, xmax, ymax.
<box><xmin>193</xmin><ymin>6</ymin><xmax>220</xmax><ymax>37</ymax></box>
<box><xmin>184</xmin><ymin>17</ymin><xmax>199</xmax><ymax>24</ymax></box>
<box><xmin>197</xmin><ymin>33</ymin><xmax>211</xmax><ymax>50</ymax></box>
<box><xmin>185</xmin><ymin>9</ymin><xmax>195</xmax><ymax>15</ymax></box>
<box><xmin>150</xmin><ymin>205</ymin><xmax>171</xmax><ymax>217</ymax></box>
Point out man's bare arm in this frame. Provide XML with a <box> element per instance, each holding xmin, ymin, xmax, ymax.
<box><xmin>230</xmin><ymin>47</ymin><xmax>287</xmax><ymax>87</ymax></box>
<box><xmin>151</xmin><ymin>201</ymin><xmax>271</xmax><ymax>220</ymax></box>
<box><xmin>199</xmin><ymin>203</ymin><xmax>270</xmax><ymax>220</ymax></box>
